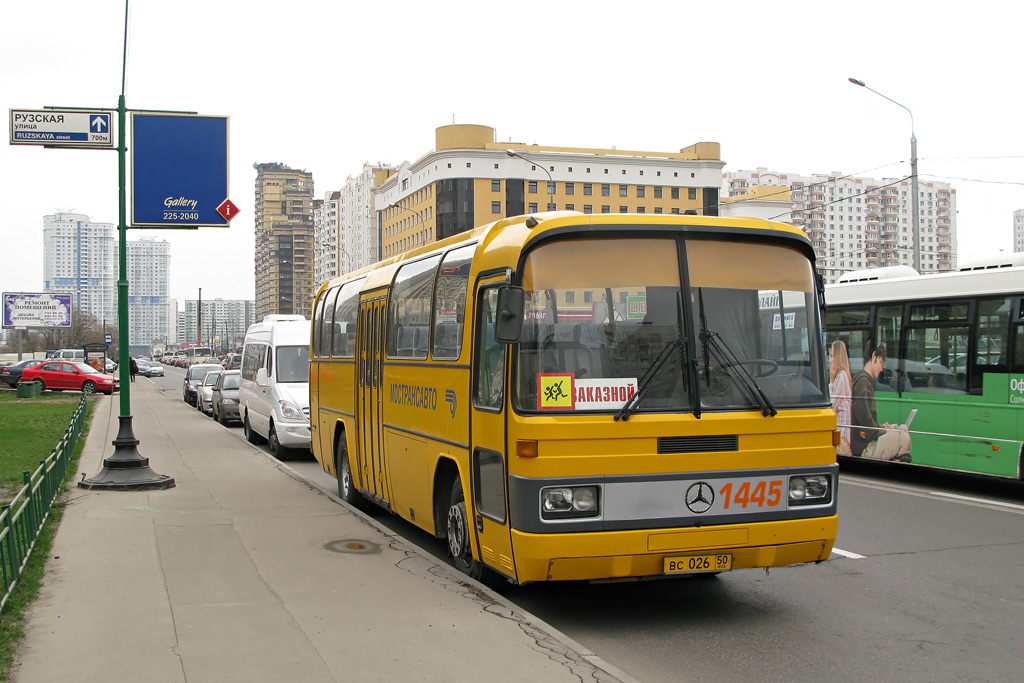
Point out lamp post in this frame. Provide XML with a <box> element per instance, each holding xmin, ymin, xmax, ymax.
<box><xmin>849</xmin><ymin>77</ymin><xmax>920</xmax><ymax>272</ymax></box>
<box><xmin>387</xmin><ymin>202</ymin><xmax>428</xmax><ymax>256</ymax></box>
<box><xmin>506</xmin><ymin>149</ymin><xmax>555</xmax><ymax>211</ymax></box>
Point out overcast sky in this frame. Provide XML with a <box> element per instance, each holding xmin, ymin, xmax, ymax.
<box><xmin>2</xmin><ymin>0</ymin><xmax>1021</xmax><ymax>305</ymax></box>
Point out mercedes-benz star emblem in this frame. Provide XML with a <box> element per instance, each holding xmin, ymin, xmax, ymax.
<box><xmin>685</xmin><ymin>482</ymin><xmax>715</xmax><ymax>514</ymax></box>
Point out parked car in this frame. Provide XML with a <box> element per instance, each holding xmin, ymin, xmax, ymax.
<box><xmin>136</xmin><ymin>359</ymin><xmax>165</xmax><ymax>377</ymax></box>
<box><xmin>195</xmin><ymin>369</ymin><xmax>223</xmax><ymax>415</ymax></box>
<box><xmin>183</xmin><ymin>363</ymin><xmax>222</xmax><ymax>406</ymax></box>
<box><xmin>211</xmin><ymin>370</ymin><xmax>241</xmax><ymax>424</ymax></box>
<box><xmin>0</xmin><ymin>359</ymin><xmax>47</xmax><ymax>388</ymax></box>
<box><xmin>104</xmin><ymin>358</ymin><xmax>118</xmax><ymax>373</ymax></box>
<box><xmin>22</xmin><ymin>361</ymin><xmax>118</xmax><ymax>394</ymax></box>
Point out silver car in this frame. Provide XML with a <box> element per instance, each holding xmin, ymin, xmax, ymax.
<box><xmin>211</xmin><ymin>370</ymin><xmax>241</xmax><ymax>424</ymax></box>
<box><xmin>183</xmin><ymin>363</ymin><xmax>222</xmax><ymax>406</ymax></box>
<box><xmin>196</xmin><ymin>369</ymin><xmax>223</xmax><ymax>415</ymax></box>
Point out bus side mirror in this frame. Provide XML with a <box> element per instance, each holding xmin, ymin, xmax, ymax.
<box><xmin>494</xmin><ymin>286</ymin><xmax>525</xmax><ymax>343</ymax></box>
<box><xmin>256</xmin><ymin>367</ymin><xmax>270</xmax><ymax>387</ymax></box>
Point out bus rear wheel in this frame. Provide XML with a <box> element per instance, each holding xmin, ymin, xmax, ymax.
<box><xmin>335</xmin><ymin>434</ymin><xmax>372</xmax><ymax>512</ymax></box>
<box><xmin>446</xmin><ymin>478</ymin><xmax>505</xmax><ymax>589</ymax></box>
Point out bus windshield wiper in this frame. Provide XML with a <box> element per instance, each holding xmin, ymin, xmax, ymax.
<box><xmin>614</xmin><ymin>335</ymin><xmax>687</xmax><ymax>422</ymax></box>
<box><xmin>702</xmin><ymin>330</ymin><xmax>777</xmax><ymax>417</ymax></box>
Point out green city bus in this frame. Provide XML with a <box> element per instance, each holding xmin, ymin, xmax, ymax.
<box><xmin>824</xmin><ymin>259</ymin><xmax>1024</xmax><ymax>479</ymax></box>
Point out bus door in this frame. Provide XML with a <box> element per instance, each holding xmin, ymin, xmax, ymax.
<box><xmin>469</xmin><ymin>281</ymin><xmax>517</xmax><ymax>581</ymax></box>
<box><xmin>356</xmin><ymin>296</ymin><xmax>390</xmax><ymax>505</ymax></box>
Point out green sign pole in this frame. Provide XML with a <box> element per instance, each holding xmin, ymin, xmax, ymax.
<box><xmin>79</xmin><ymin>1</ymin><xmax>173</xmax><ymax>490</ymax></box>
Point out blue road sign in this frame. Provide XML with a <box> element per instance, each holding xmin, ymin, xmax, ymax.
<box><xmin>9</xmin><ymin>109</ymin><xmax>114</xmax><ymax>148</ymax></box>
<box><xmin>131</xmin><ymin>114</ymin><xmax>230</xmax><ymax>228</ymax></box>
<box><xmin>105</xmin><ymin>333</ymin><xmax>113</xmax><ymax>345</ymax></box>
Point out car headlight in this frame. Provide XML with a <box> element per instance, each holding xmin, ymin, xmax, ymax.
<box><xmin>541</xmin><ymin>485</ymin><xmax>600</xmax><ymax>520</ymax></box>
<box><xmin>222</xmin><ymin>398</ymin><xmax>237</xmax><ymax>405</ymax></box>
<box><xmin>788</xmin><ymin>474</ymin><xmax>831</xmax><ymax>506</ymax></box>
<box><xmin>279</xmin><ymin>400</ymin><xmax>304</xmax><ymax>420</ymax></box>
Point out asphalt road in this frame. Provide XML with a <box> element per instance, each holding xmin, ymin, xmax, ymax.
<box><xmin>150</xmin><ymin>368</ymin><xmax>1024</xmax><ymax>683</ymax></box>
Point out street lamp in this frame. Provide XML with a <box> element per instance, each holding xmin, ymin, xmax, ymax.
<box><xmin>506</xmin><ymin>149</ymin><xmax>555</xmax><ymax>211</ymax></box>
<box><xmin>388</xmin><ymin>202</ymin><xmax>424</xmax><ymax>226</ymax></box>
<box><xmin>387</xmin><ymin>202</ymin><xmax>429</xmax><ymax>256</ymax></box>
<box><xmin>849</xmin><ymin>77</ymin><xmax>920</xmax><ymax>272</ymax></box>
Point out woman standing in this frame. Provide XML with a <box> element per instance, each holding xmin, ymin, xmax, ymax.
<box><xmin>829</xmin><ymin>340</ymin><xmax>853</xmax><ymax>456</ymax></box>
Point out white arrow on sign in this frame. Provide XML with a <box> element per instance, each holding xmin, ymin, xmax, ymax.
<box><xmin>91</xmin><ymin>116</ymin><xmax>108</xmax><ymax>132</ymax></box>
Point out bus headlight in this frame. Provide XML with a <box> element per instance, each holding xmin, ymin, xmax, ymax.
<box><xmin>541</xmin><ymin>486</ymin><xmax>600</xmax><ymax>519</ymax></box>
<box><xmin>788</xmin><ymin>474</ymin><xmax>831</xmax><ymax>505</ymax></box>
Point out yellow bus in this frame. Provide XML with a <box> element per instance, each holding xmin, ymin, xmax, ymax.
<box><xmin>310</xmin><ymin>211</ymin><xmax>838</xmax><ymax>586</ymax></box>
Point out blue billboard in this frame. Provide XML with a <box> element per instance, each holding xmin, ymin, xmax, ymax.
<box><xmin>131</xmin><ymin>114</ymin><xmax>230</xmax><ymax>228</ymax></box>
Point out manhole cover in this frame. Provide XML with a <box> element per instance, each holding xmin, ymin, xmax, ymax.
<box><xmin>324</xmin><ymin>539</ymin><xmax>381</xmax><ymax>554</ymax></box>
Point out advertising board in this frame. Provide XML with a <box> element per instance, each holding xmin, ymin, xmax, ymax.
<box><xmin>2</xmin><ymin>292</ymin><xmax>73</xmax><ymax>328</ymax></box>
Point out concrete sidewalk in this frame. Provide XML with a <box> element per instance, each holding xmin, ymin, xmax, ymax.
<box><xmin>13</xmin><ymin>380</ymin><xmax>637</xmax><ymax>682</ymax></box>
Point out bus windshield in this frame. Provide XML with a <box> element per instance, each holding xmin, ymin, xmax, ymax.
<box><xmin>513</xmin><ymin>236</ymin><xmax>826</xmax><ymax>414</ymax></box>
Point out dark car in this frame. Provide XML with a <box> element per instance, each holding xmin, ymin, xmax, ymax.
<box><xmin>211</xmin><ymin>370</ymin><xmax>241</xmax><ymax>424</ymax></box>
<box><xmin>1</xmin><ymin>359</ymin><xmax>46</xmax><ymax>388</ymax></box>
<box><xmin>22</xmin><ymin>361</ymin><xmax>118</xmax><ymax>394</ymax></box>
<box><xmin>183</xmin><ymin>363</ymin><xmax>222</xmax><ymax>406</ymax></box>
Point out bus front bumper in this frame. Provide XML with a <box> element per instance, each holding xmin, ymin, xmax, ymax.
<box><xmin>509</xmin><ymin>515</ymin><xmax>838</xmax><ymax>584</ymax></box>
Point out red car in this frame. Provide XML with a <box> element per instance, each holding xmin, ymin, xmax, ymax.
<box><xmin>21</xmin><ymin>361</ymin><xmax>118</xmax><ymax>395</ymax></box>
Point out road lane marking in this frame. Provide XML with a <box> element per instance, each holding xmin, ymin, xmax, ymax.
<box><xmin>929</xmin><ymin>492</ymin><xmax>1024</xmax><ymax>511</ymax></box>
<box><xmin>831</xmin><ymin>547</ymin><xmax>865</xmax><ymax>559</ymax></box>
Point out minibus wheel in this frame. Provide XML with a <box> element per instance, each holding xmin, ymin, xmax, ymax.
<box><xmin>243</xmin><ymin>413</ymin><xmax>264</xmax><ymax>445</ymax></box>
<box><xmin>268</xmin><ymin>422</ymin><xmax>291</xmax><ymax>461</ymax></box>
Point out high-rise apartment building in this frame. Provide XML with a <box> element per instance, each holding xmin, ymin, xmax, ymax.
<box><xmin>181</xmin><ymin>298</ymin><xmax>254</xmax><ymax>351</ymax></box>
<box><xmin>253</xmin><ymin>163</ymin><xmax>314</xmax><ymax>320</ymax></box>
<box><xmin>126</xmin><ymin>237</ymin><xmax>172</xmax><ymax>349</ymax></box>
<box><xmin>1014</xmin><ymin>209</ymin><xmax>1024</xmax><ymax>253</ymax></box>
<box><xmin>724</xmin><ymin>168</ymin><xmax>957</xmax><ymax>282</ymax></box>
<box><xmin>312</xmin><ymin>191</ymin><xmax>340</xmax><ymax>287</ymax></box>
<box><xmin>373</xmin><ymin>125</ymin><xmax>724</xmax><ymax>259</ymax></box>
<box><xmin>42</xmin><ymin>212</ymin><xmax>117</xmax><ymax>324</ymax></box>
<box><xmin>314</xmin><ymin>163</ymin><xmax>398</xmax><ymax>286</ymax></box>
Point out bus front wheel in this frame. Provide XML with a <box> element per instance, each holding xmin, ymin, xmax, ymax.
<box><xmin>446</xmin><ymin>478</ymin><xmax>505</xmax><ymax>589</ymax></box>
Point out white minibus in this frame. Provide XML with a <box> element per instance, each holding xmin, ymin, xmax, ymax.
<box><xmin>239</xmin><ymin>315</ymin><xmax>311</xmax><ymax>459</ymax></box>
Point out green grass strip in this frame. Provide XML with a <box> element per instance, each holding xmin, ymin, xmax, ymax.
<box><xmin>0</xmin><ymin>394</ymin><xmax>95</xmax><ymax>682</ymax></box>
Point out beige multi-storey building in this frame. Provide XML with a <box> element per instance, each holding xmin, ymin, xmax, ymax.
<box><xmin>724</xmin><ymin>168</ymin><xmax>957</xmax><ymax>282</ymax></box>
<box><xmin>254</xmin><ymin>162</ymin><xmax>314</xmax><ymax>320</ymax></box>
<box><xmin>373</xmin><ymin>125</ymin><xmax>725</xmax><ymax>259</ymax></box>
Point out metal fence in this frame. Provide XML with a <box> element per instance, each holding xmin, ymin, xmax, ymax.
<box><xmin>0</xmin><ymin>393</ymin><xmax>88</xmax><ymax>612</ymax></box>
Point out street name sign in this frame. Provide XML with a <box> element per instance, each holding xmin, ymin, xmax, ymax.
<box><xmin>9</xmin><ymin>109</ymin><xmax>114</xmax><ymax>148</ymax></box>
<box><xmin>131</xmin><ymin>113</ymin><xmax>230</xmax><ymax>228</ymax></box>
<box><xmin>2</xmin><ymin>292</ymin><xmax>73</xmax><ymax>328</ymax></box>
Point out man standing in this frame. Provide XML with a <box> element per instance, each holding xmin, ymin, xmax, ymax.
<box><xmin>851</xmin><ymin>344</ymin><xmax>911</xmax><ymax>462</ymax></box>
<box><xmin>129</xmin><ymin>356</ymin><xmax>138</xmax><ymax>383</ymax></box>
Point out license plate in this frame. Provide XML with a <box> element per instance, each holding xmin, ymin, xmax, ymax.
<box><xmin>664</xmin><ymin>553</ymin><xmax>733</xmax><ymax>574</ymax></box>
